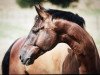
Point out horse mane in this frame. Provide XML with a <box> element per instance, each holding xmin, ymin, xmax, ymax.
<box><xmin>46</xmin><ymin>9</ymin><xmax>85</xmax><ymax>28</ymax></box>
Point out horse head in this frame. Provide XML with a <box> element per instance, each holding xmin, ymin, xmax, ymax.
<box><xmin>19</xmin><ymin>4</ymin><xmax>85</xmax><ymax>66</ymax></box>
<box><xmin>19</xmin><ymin>5</ymin><xmax>58</xmax><ymax>65</ymax></box>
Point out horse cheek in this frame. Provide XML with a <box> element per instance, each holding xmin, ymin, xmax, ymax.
<box><xmin>35</xmin><ymin>31</ymin><xmax>46</xmax><ymax>49</ymax></box>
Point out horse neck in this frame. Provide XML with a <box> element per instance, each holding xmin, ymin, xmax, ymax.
<box><xmin>77</xmin><ymin>31</ymin><xmax>99</xmax><ymax>73</ymax></box>
<box><xmin>77</xmin><ymin>32</ymin><xmax>99</xmax><ymax>73</ymax></box>
<box><xmin>62</xmin><ymin>21</ymin><xmax>99</xmax><ymax>73</ymax></box>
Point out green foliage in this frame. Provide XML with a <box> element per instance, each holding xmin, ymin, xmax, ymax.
<box><xmin>16</xmin><ymin>0</ymin><xmax>44</xmax><ymax>8</ymax></box>
<box><xmin>48</xmin><ymin>0</ymin><xmax>78</xmax><ymax>8</ymax></box>
<box><xmin>16</xmin><ymin>0</ymin><xmax>79</xmax><ymax>8</ymax></box>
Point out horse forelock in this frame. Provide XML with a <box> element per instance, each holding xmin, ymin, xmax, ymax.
<box><xmin>46</xmin><ymin>9</ymin><xmax>85</xmax><ymax>28</ymax></box>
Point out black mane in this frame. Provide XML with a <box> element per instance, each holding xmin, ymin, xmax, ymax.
<box><xmin>46</xmin><ymin>9</ymin><xmax>85</xmax><ymax>28</ymax></box>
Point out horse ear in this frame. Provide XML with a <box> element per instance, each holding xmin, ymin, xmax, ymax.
<box><xmin>39</xmin><ymin>4</ymin><xmax>46</xmax><ymax>11</ymax></box>
<box><xmin>35</xmin><ymin>5</ymin><xmax>51</xmax><ymax>20</ymax></box>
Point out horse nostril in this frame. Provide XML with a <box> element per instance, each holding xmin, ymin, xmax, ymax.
<box><xmin>19</xmin><ymin>56</ymin><xmax>21</xmax><ymax>59</ymax></box>
<box><xmin>19</xmin><ymin>56</ymin><xmax>24</xmax><ymax>63</ymax></box>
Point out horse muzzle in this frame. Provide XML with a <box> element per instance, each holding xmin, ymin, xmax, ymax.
<box><xmin>20</xmin><ymin>54</ymin><xmax>31</xmax><ymax>65</ymax></box>
<box><xmin>19</xmin><ymin>46</ymin><xmax>40</xmax><ymax>65</ymax></box>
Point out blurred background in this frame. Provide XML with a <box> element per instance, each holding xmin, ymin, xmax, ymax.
<box><xmin>0</xmin><ymin>0</ymin><xmax>100</xmax><ymax>74</ymax></box>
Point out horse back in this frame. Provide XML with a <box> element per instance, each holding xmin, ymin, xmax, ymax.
<box><xmin>2</xmin><ymin>37</ymin><xmax>26</xmax><ymax>74</ymax></box>
<box><xmin>2</xmin><ymin>39</ymin><xmax>18</xmax><ymax>75</ymax></box>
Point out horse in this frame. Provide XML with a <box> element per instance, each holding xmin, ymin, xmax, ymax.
<box><xmin>32</xmin><ymin>5</ymin><xmax>100</xmax><ymax>74</ymax></box>
<box><xmin>2</xmin><ymin>5</ymin><xmax>100</xmax><ymax>74</ymax></box>
<box><xmin>19</xmin><ymin>5</ymin><xmax>85</xmax><ymax>65</ymax></box>
<box><xmin>23</xmin><ymin>5</ymin><xmax>100</xmax><ymax>74</ymax></box>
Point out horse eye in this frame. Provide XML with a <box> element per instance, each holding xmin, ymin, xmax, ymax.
<box><xmin>35</xmin><ymin>15</ymin><xmax>39</xmax><ymax>21</ymax></box>
<box><xmin>32</xmin><ymin>28</ymin><xmax>39</xmax><ymax>33</ymax></box>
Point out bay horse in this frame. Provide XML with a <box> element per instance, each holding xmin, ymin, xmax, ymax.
<box><xmin>2</xmin><ymin>5</ymin><xmax>100</xmax><ymax>74</ymax></box>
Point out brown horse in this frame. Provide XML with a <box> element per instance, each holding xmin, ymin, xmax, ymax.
<box><xmin>2</xmin><ymin>5</ymin><xmax>100</xmax><ymax>74</ymax></box>
<box><xmin>23</xmin><ymin>5</ymin><xmax>100</xmax><ymax>74</ymax></box>
<box><xmin>19</xmin><ymin>5</ymin><xmax>85</xmax><ymax>66</ymax></box>
<box><xmin>32</xmin><ymin>5</ymin><xmax>100</xmax><ymax>74</ymax></box>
